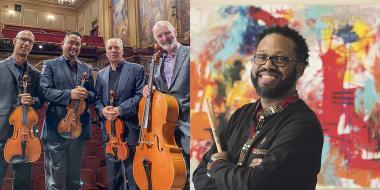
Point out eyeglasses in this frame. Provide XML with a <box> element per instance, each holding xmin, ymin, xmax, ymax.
<box><xmin>16</xmin><ymin>37</ymin><xmax>34</xmax><ymax>45</ymax></box>
<box><xmin>251</xmin><ymin>54</ymin><xmax>294</xmax><ymax>67</ymax></box>
<box><xmin>65</xmin><ymin>40</ymin><xmax>81</xmax><ymax>47</ymax></box>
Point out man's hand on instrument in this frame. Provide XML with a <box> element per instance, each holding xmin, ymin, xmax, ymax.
<box><xmin>211</xmin><ymin>152</ymin><xmax>228</xmax><ymax>161</ymax></box>
<box><xmin>102</xmin><ymin>106</ymin><xmax>117</xmax><ymax>121</ymax></box>
<box><xmin>249</xmin><ymin>158</ymin><xmax>263</xmax><ymax>168</ymax></box>
<box><xmin>19</xmin><ymin>93</ymin><xmax>34</xmax><ymax>105</ymax></box>
<box><xmin>112</xmin><ymin>107</ymin><xmax>121</xmax><ymax>117</ymax></box>
<box><xmin>143</xmin><ymin>85</ymin><xmax>156</xmax><ymax>97</ymax></box>
<box><xmin>71</xmin><ymin>86</ymin><xmax>88</xmax><ymax>100</ymax></box>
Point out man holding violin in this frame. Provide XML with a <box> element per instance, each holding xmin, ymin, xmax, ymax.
<box><xmin>94</xmin><ymin>38</ymin><xmax>144</xmax><ymax>190</ymax></box>
<box><xmin>143</xmin><ymin>20</ymin><xmax>190</xmax><ymax>189</ymax></box>
<box><xmin>0</xmin><ymin>30</ymin><xmax>43</xmax><ymax>190</ymax></box>
<box><xmin>39</xmin><ymin>32</ymin><xmax>95</xmax><ymax>189</ymax></box>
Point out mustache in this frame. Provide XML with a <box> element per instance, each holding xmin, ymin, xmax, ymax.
<box><xmin>256</xmin><ymin>68</ymin><xmax>282</xmax><ymax>77</ymax></box>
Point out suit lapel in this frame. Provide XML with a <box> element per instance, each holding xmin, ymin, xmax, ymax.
<box><xmin>5</xmin><ymin>58</ymin><xmax>21</xmax><ymax>94</ymax></box>
<box><xmin>59</xmin><ymin>56</ymin><xmax>75</xmax><ymax>88</ymax></box>
<box><xmin>76</xmin><ymin>59</ymin><xmax>85</xmax><ymax>86</ymax></box>
<box><xmin>116</xmin><ymin>61</ymin><xmax>131</xmax><ymax>103</ymax></box>
<box><xmin>103</xmin><ymin>66</ymin><xmax>110</xmax><ymax>104</ymax></box>
<box><xmin>169</xmin><ymin>45</ymin><xmax>187</xmax><ymax>90</ymax></box>
<box><xmin>157</xmin><ymin>58</ymin><xmax>169</xmax><ymax>91</ymax></box>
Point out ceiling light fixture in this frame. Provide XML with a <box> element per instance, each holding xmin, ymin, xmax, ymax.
<box><xmin>57</xmin><ymin>0</ymin><xmax>76</xmax><ymax>7</ymax></box>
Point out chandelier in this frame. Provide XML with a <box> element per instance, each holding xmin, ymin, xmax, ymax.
<box><xmin>57</xmin><ymin>0</ymin><xmax>76</xmax><ymax>6</ymax></box>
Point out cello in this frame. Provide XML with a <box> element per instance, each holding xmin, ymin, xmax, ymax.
<box><xmin>133</xmin><ymin>45</ymin><xmax>187</xmax><ymax>190</ymax></box>
<box><xmin>4</xmin><ymin>75</ymin><xmax>41</xmax><ymax>164</ymax></box>
<box><xmin>57</xmin><ymin>72</ymin><xmax>88</xmax><ymax>139</ymax></box>
<box><xmin>105</xmin><ymin>90</ymin><xmax>129</xmax><ymax>160</ymax></box>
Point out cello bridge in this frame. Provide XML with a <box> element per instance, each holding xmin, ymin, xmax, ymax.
<box><xmin>140</xmin><ymin>141</ymin><xmax>154</xmax><ymax>146</ymax></box>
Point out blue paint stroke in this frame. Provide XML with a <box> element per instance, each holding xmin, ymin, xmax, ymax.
<box><xmin>321</xmin><ymin>135</ymin><xmax>339</xmax><ymax>186</ymax></box>
<box><xmin>355</xmin><ymin>79</ymin><xmax>380</xmax><ymax>114</ymax></box>
<box><xmin>337</xmin><ymin>25</ymin><xmax>358</xmax><ymax>44</ymax></box>
<box><xmin>214</xmin><ymin>8</ymin><xmax>248</xmax><ymax>61</ymax></box>
<box><xmin>305</xmin><ymin>6</ymin><xmax>334</xmax><ymax>20</ymax></box>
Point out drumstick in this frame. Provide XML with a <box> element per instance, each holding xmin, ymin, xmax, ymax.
<box><xmin>204</xmin><ymin>98</ymin><xmax>223</xmax><ymax>153</ymax></box>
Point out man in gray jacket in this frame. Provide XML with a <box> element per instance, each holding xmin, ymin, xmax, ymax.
<box><xmin>0</xmin><ymin>30</ymin><xmax>43</xmax><ymax>190</ymax></box>
<box><xmin>143</xmin><ymin>20</ymin><xmax>190</xmax><ymax>189</ymax></box>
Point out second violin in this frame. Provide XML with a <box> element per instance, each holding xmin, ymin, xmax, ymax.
<box><xmin>57</xmin><ymin>72</ymin><xmax>88</xmax><ymax>139</ymax></box>
<box><xmin>105</xmin><ymin>90</ymin><xmax>129</xmax><ymax>160</ymax></box>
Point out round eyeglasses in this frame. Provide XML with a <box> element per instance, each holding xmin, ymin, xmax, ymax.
<box><xmin>251</xmin><ymin>54</ymin><xmax>294</xmax><ymax>67</ymax></box>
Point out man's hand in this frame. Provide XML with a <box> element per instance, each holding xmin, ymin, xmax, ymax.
<box><xmin>143</xmin><ymin>85</ymin><xmax>156</xmax><ymax>97</ymax></box>
<box><xmin>19</xmin><ymin>93</ymin><xmax>34</xmax><ymax>105</ymax></box>
<box><xmin>211</xmin><ymin>152</ymin><xmax>228</xmax><ymax>161</ymax></box>
<box><xmin>249</xmin><ymin>158</ymin><xmax>263</xmax><ymax>168</ymax></box>
<box><xmin>102</xmin><ymin>106</ymin><xmax>117</xmax><ymax>121</ymax></box>
<box><xmin>71</xmin><ymin>86</ymin><xmax>88</xmax><ymax>100</ymax></box>
<box><xmin>112</xmin><ymin>107</ymin><xmax>121</xmax><ymax>117</ymax></box>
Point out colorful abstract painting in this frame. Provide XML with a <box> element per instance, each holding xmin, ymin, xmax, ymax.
<box><xmin>190</xmin><ymin>5</ymin><xmax>380</xmax><ymax>188</ymax></box>
<box><xmin>112</xmin><ymin>0</ymin><xmax>129</xmax><ymax>45</ymax></box>
<box><xmin>138</xmin><ymin>0</ymin><xmax>169</xmax><ymax>47</ymax></box>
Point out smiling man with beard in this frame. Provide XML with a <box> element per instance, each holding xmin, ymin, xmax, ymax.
<box><xmin>193</xmin><ymin>26</ymin><xmax>324</xmax><ymax>190</ymax></box>
<box><xmin>143</xmin><ymin>20</ymin><xmax>190</xmax><ymax>189</ymax></box>
<box><xmin>40</xmin><ymin>32</ymin><xmax>95</xmax><ymax>190</ymax></box>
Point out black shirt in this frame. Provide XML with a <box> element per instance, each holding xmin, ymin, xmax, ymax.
<box><xmin>14</xmin><ymin>61</ymin><xmax>27</xmax><ymax>81</ymax></box>
<box><xmin>65</xmin><ymin>58</ymin><xmax>78</xmax><ymax>85</ymax></box>
<box><xmin>108</xmin><ymin>62</ymin><xmax>124</xmax><ymax>92</ymax></box>
<box><xmin>193</xmin><ymin>100</ymin><xmax>323</xmax><ymax>190</ymax></box>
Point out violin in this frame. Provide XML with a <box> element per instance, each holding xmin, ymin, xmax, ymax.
<box><xmin>57</xmin><ymin>72</ymin><xmax>88</xmax><ymax>139</ymax></box>
<box><xmin>133</xmin><ymin>44</ymin><xmax>187</xmax><ymax>190</ymax></box>
<box><xmin>105</xmin><ymin>90</ymin><xmax>129</xmax><ymax>160</ymax></box>
<box><xmin>4</xmin><ymin>75</ymin><xmax>41</xmax><ymax>164</ymax></box>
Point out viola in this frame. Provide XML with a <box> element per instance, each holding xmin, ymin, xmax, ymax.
<box><xmin>4</xmin><ymin>75</ymin><xmax>41</xmax><ymax>164</ymax></box>
<box><xmin>57</xmin><ymin>72</ymin><xmax>87</xmax><ymax>139</ymax></box>
<box><xmin>133</xmin><ymin>44</ymin><xmax>187</xmax><ymax>190</ymax></box>
<box><xmin>105</xmin><ymin>90</ymin><xmax>129</xmax><ymax>160</ymax></box>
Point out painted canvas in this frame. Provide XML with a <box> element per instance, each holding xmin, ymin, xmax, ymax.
<box><xmin>190</xmin><ymin>5</ymin><xmax>380</xmax><ymax>188</ymax></box>
<box><xmin>112</xmin><ymin>0</ymin><xmax>129</xmax><ymax>45</ymax></box>
<box><xmin>138</xmin><ymin>0</ymin><xmax>169</xmax><ymax>47</ymax></box>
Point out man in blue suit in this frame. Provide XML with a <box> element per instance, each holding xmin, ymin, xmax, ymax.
<box><xmin>94</xmin><ymin>38</ymin><xmax>144</xmax><ymax>190</ymax></box>
<box><xmin>39</xmin><ymin>32</ymin><xmax>95</xmax><ymax>190</ymax></box>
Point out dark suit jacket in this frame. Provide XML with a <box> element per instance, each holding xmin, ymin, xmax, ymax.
<box><xmin>94</xmin><ymin>61</ymin><xmax>144</xmax><ymax>146</ymax></box>
<box><xmin>39</xmin><ymin>55</ymin><xmax>95</xmax><ymax>142</ymax></box>
<box><xmin>0</xmin><ymin>56</ymin><xmax>43</xmax><ymax>142</ymax></box>
<box><xmin>153</xmin><ymin>44</ymin><xmax>190</xmax><ymax>152</ymax></box>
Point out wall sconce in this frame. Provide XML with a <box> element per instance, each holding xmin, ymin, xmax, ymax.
<box><xmin>8</xmin><ymin>10</ymin><xmax>16</xmax><ymax>16</ymax></box>
<box><xmin>47</xmin><ymin>15</ymin><xmax>55</xmax><ymax>20</ymax></box>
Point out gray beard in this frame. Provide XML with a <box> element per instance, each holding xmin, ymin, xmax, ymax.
<box><xmin>161</xmin><ymin>40</ymin><xmax>177</xmax><ymax>51</ymax></box>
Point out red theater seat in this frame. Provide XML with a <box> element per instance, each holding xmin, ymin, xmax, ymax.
<box><xmin>33</xmin><ymin>174</ymin><xmax>45</xmax><ymax>190</ymax></box>
<box><xmin>97</xmin><ymin>166</ymin><xmax>108</xmax><ymax>190</ymax></box>
<box><xmin>31</xmin><ymin>162</ymin><xmax>45</xmax><ymax>180</ymax></box>
<box><xmin>81</xmin><ymin>156</ymin><xmax>100</xmax><ymax>171</ymax></box>
<box><xmin>2</xmin><ymin>177</ymin><xmax>13</xmax><ymax>190</ymax></box>
<box><xmin>80</xmin><ymin>169</ymin><xmax>99</xmax><ymax>190</ymax></box>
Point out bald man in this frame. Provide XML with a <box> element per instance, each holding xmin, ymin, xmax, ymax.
<box><xmin>0</xmin><ymin>30</ymin><xmax>43</xmax><ymax>190</ymax></box>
